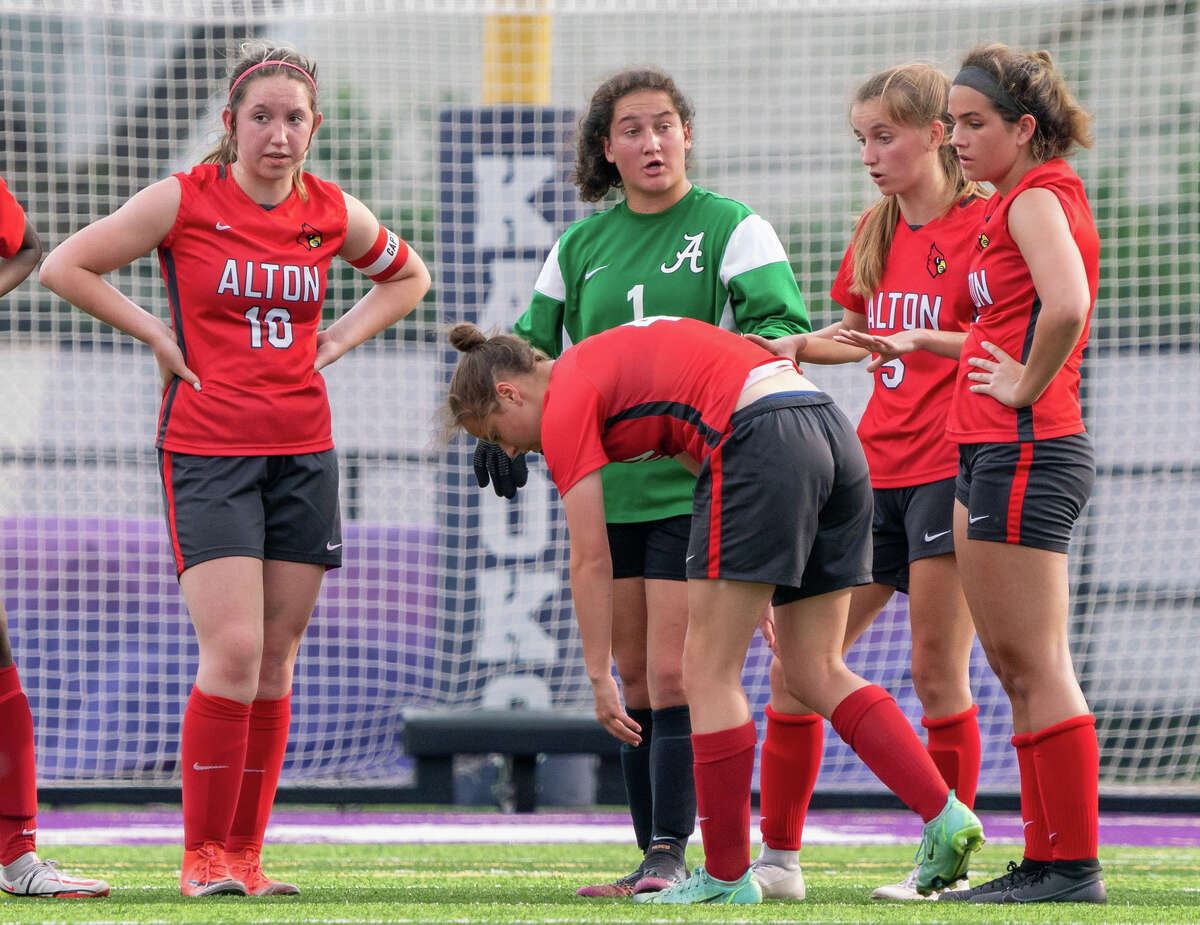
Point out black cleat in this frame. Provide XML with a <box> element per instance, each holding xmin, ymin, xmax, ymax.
<box><xmin>939</xmin><ymin>858</ymin><xmax>1047</xmax><ymax>903</ymax></box>
<box><xmin>1003</xmin><ymin>859</ymin><xmax>1106</xmax><ymax>904</ymax></box>
<box><xmin>633</xmin><ymin>843</ymin><xmax>689</xmax><ymax>894</ymax></box>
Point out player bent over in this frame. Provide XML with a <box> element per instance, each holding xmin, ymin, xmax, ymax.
<box><xmin>444</xmin><ymin>316</ymin><xmax>985</xmax><ymax>905</ymax></box>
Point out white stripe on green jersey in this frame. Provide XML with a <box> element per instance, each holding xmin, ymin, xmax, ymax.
<box><xmin>515</xmin><ymin>185</ymin><xmax>810</xmax><ymax>522</ymax></box>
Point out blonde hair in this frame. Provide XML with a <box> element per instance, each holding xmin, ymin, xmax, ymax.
<box><xmin>202</xmin><ymin>42</ymin><xmax>319</xmax><ymax>200</ymax></box>
<box><xmin>849</xmin><ymin>63</ymin><xmax>987</xmax><ymax>299</ymax></box>
<box><xmin>957</xmin><ymin>44</ymin><xmax>1093</xmax><ymax>163</ymax></box>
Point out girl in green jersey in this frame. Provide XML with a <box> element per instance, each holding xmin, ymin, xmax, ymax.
<box><xmin>476</xmin><ymin>68</ymin><xmax>811</xmax><ymax>896</ymax></box>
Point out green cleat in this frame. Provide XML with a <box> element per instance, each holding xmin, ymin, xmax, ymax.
<box><xmin>914</xmin><ymin>790</ymin><xmax>985</xmax><ymax>895</ymax></box>
<box><xmin>632</xmin><ymin>865</ymin><xmax>762</xmax><ymax>905</ymax></box>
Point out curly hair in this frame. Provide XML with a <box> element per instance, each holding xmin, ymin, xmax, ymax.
<box><xmin>573</xmin><ymin>68</ymin><xmax>695</xmax><ymax>203</ymax></box>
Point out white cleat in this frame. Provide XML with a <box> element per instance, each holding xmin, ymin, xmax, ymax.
<box><xmin>0</xmin><ymin>853</ymin><xmax>110</xmax><ymax>898</ymax></box>
<box><xmin>871</xmin><ymin>864</ymin><xmax>967</xmax><ymax>900</ymax></box>
<box><xmin>750</xmin><ymin>858</ymin><xmax>806</xmax><ymax>899</ymax></box>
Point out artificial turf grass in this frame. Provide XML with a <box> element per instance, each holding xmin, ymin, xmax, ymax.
<box><xmin>0</xmin><ymin>842</ymin><xmax>1197</xmax><ymax>924</ymax></box>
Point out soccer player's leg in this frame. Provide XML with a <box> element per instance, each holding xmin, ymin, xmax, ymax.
<box><xmin>634</xmin><ymin>558</ymin><xmax>693</xmax><ymax>895</ymax></box>
<box><xmin>636</xmin><ymin>577</ymin><xmax>768</xmax><ymax>905</ymax></box>
<box><xmin>224</xmin><ymin>558</ymin><xmax>324</xmax><ymax>896</ymax></box>
<box><xmin>0</xmin><ymin>614</ymin><xmax>109</xmax><ymax>899</ymax></box>
<box><xmin>751</xmin><ymin>658</ymin><xmax>822</xmax><ymax>901</ymax></box>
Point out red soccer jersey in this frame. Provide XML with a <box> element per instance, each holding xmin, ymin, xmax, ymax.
<box><xmin>832</xmin><ymin>195</ymin><xmax>988</xmax><ymax>487</ymax></box>
<box><xmin>541</xmin><ymin>316</ymin><xmax>783</xmax><ymax>496</ymax></box>
<box><xmin>0</xmin><ymin>175</ymin><xmax>27</xmax><ymax>259</ymax></box>
<box><xmin>155</xmin><ymin>164</ymin><xmax>348</xmax><ymax>454</ymax></box>
<box><xmin>947</xmin><ymin>160</ymin><xmax>1099</xmax><ymax>443</ymax></box>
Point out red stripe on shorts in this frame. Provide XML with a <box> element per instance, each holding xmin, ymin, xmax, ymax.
<box><xmin>161</xmin><ymin>451</ymin><xmax>185</xmax><ymax>574</ymax></box>
<box><xmin>1006</xmin><ymin>442</ymin><xmax>1035</xmax><ymax>544</ymax></box>
<box><xmin>706</xmin><ymin>448</ymin><xmax>724</xmax><ymax>579</ymax></box>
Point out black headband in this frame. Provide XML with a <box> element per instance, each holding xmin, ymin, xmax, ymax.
<box><xmin>953</xmin><ymin>65</ymin><xmax>1026</xmax><ymax>117</ymax></box>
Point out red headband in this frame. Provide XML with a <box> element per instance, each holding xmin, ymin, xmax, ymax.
<box><xmin>228</xmin><ymin>60</ymin><xmax>317</xmax><ymax>103</ymax></box>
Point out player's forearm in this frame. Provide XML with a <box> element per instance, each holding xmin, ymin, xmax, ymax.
<box><xmin>1010</xmin><ymin>304</ymin><xmax>1087</xmax><ymax>405</ymax></box>
<box><xmin>910</xmin><ymin>329</ymin><xmax>969</xmax><ymax>359</ymax></box>
<box><xmin>569</xmin><ymin>553</ymin><xmax>615</xmax><ymax>683</ymax></box>
<box><xmin>0</xmin><ymin>247</ymin><xmax>38</xmax><ymax>298</ymax></box>
<box><xmin>798</xmin><ymin>334</ymin><xmax>869</xmax><ymax>364</ymax></box>
<box><xmin>324</xmin><ymin>260</ymin><xmax>431</xmax><ymax>352</ymax></box>
<box><xmin>39</xmin><ymin>263</ymin><xmax>173</xmax><ymax>348</ymax></box>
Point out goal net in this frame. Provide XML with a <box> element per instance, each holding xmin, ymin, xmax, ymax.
<box><xmin>1</xmin><ymin>0</ymin><xmax>1196</xmax><ymax>797</ymax></box>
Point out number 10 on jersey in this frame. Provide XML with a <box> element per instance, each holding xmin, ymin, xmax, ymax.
<box><xmin>244</xmin><ymin>306</ymin><xmax>295</xmax><ymax>349</ymax></box>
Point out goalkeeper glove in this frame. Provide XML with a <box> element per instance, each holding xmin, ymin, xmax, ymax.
<box><xmin>472</xmin><ymin>441</ymin><xmax>528</xmax><ymax>500</ymax></box>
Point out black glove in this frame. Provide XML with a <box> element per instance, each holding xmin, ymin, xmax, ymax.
<box><xmin>472</xmin><ymin>441</ymin><xmax>528</xmax><ymax>500</ymax></box>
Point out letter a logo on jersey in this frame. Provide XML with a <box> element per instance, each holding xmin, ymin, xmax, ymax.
<box><xmin>297</xmin><ymin>222</ymin><xmax>323</xmax><ymax>251</ymax></box>
<box><xmin>926</xmin><ymin>242</ymin><xmax>947</xmax><ymax>278</ymax></box>
<box><xmin>660</xmin><ymin>232</ymin><xmax>705</xmax><ymax>274</ymax></box>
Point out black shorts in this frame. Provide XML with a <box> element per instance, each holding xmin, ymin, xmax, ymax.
<box><xmin>606</xmin><ymin>515</ymin><xmax>691</xmax><ymax>581</ymax></box>
<box><xmin>159</xmin><ymin>450</ymin><xmax>342</xmax><ymax>575</ymax></box>
<box><xmin>871</xmin><ymin>477</ymin><xmax>957</xmax><ymax>594</ymax></box>
<box><xmin>955</xmin><ymin>433</ymin><xmax>1094</xmax><ymax>553</ymax></box>
<box><xmin>687</xmin><ymin>393</ymin><xmax>873</xmax><ymax>606</ymax></box>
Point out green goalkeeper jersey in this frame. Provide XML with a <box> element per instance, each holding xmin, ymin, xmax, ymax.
<box><xmin>515</xmin><ymin>185</ymin><xmax>811</xmax><ymax>522</ymax></box>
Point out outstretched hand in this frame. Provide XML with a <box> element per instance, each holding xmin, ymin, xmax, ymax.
<box><xmin>473</xmin><ymin>441</ymin><xmax>529</xmax><ymax>500</ymax></box>
<box><xmin>834</xmin><ymin>327</ymin><xmax>922</xmax><ymax>373</ymax></box>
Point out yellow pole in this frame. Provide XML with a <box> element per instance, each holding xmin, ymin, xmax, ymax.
<box><xmin>482</xmin><ymin>3</ymin><xmax>552</xmax><ymax>105</ymax></box>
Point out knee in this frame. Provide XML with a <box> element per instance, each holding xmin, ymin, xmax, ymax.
<box><xmin>645</xmin><ymin>650</ymin><xmax>686</xmax><ymax>707</ymax></box>
<box><xmin>909</xmin><ymin>659</ymin><xmax>971</xmax><ymax>713</ymax></box>
<box><xmin>982</xmin><ymin>643</ymin><xmax>1042</xmax><ymax>704</ymax></box>
<box><xmin>613</xmin><ymin>649</ymin><xmax>649</xmax><ymax>706</ymax></box>
<box><xmin>767</xmin><ymin>656</ymin><xmax>808</xmax><ymax>712</ymax></box>
<box><xmin>200</xmin><ymin>629</ymin><xmax>263</xmax><ymax>689</ymax></box>
<box><xmin>681</xmin><ymin>642</ymin><xmax>722</xmax><ymax>702</ymax></box>
<box><xmin>780</xmin><ymin>651</ymin><xmax>844</xmax><ymax>706</ymax></box>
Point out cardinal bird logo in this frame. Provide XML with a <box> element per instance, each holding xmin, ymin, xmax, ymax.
<box><xmin>926</xmin><ymin>242</ymin><xmax>948</xmax><ymax>278</ymax></box>
<box><xmin>297</xmin><ymin>223</ymin><xmax>323</xmax><ymax>250</ymax></box>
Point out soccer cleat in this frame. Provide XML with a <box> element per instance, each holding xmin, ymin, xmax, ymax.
<box><xmin>576</xmin><ymin>862</ymin><xmax>644</xmax><ymax>898</ymax></box>
<box><xmin>633</xmin><ymin>844</ymin><xmax>688</xmax><ymax>894</ymax></box>
<box><xmin>939</xmin><ymin>858</ymin><xmax>1046</xmax><ymax>902</ymax></box>
<box><xmin>750</xmin><ymin>857</ymin><xmax>806</xmax><ymax>900</ymax></box>
<box><xmin>1002</xmin><ymin>859</ymin><xmax>1106</xmax><ymax>904</ymax></box>
<box><xmin>180</xmin><ymin>842</ymin><xmax>247</xmax><ymax>897</ymax></box>
<box><xmin>633</xmin><ymin>865</ymin><xmax>762</xmax><ymax>905</ymax></box>
<box><xmin>871</xmin><ymin>863</ymin><xmax>966</xmax><ymax>900</ymax></box>
<box><xmin>0</xmin><ymin>854</ymin><xmax>110</xmax><ymax>898</ymax></box>
<box><xmin>225</xmin><ymin>847</ymin><xmax>300</xmax><ymax>896</ymax></box>
<box><xmin>913</xmin><ymin>789</ymin><xmax>985</xmax><ymax>895</ymax></box>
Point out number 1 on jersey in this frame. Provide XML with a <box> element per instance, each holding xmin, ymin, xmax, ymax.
<box><xmin>627</xmin><ymin>284</ymin><xmax>644</xmax><ymax>321</ymax></box>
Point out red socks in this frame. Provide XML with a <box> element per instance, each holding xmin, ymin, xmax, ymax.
<box><xmin>0</xmin><ymin>666</ymin><xmax>38</xmax><ymax>865</ymax></box>
<box><xmin>1012</xmin><ymin>732</ymin><xmax>1053</xmax><ymax>862</ymax></box>
<box><xmin>226</xmin><ymin>694</ymin><xmax>291</xmax><ymax>854</ymax></box>
<box><xmin>181</xmin><ymin>687</ymin><xmax>251</xmax><ymax>850</ymax></box>
<box><xmin>922</xmin><ymin>704</ymin><xmax>981</xmax><ymax>808</ymax></box>
<box><xmin>759</xmin><ymin>707</ymin><xmax>822</xmax><ymax>851</ymax></box>
<box><xmin>691</xmin><ymin>721</ymin><xmax>756</xmax><ymax>881</ymax></box>
<box><xmin>831</xmin><ymin>684</ymin><xmax>948</xmax><ymax>822</ymax></box>
<box><xmin>1031</xmin><ymin>715</ymin><xmax>1099</xmax><ymax>860</ymax></box>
